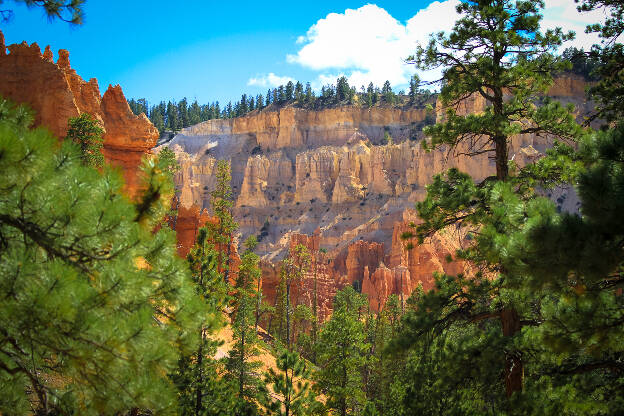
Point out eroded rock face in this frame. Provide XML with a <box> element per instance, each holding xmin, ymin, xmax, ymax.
<box><xmin>0</xmin><ymin>33</ymin><xmax>158</xmax><ymax>197</ymax></box>
<box><xmin>165</xmin><ymin>74</ymin><xmax>590</xmax><ymax>315</ymax></box>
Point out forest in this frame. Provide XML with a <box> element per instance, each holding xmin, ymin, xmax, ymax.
<box><xmin>0</xmin><ymin>0</ymin><xmax>623</xmax><ymax>415</ymax></box>
<box><xmin>127</xmin><ymin>76</ymin><xmax>432</xmax><ymax>133</ymax></box>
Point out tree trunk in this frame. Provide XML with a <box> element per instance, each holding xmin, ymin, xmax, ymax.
<box><xmin>494</xmin><ymin>135</ymin><xmax>509</xmax><ymax>181</ymax></box>
<box><xmin>501</xmin><ymin>308</ymin><xmax>523</xmax><ymax>396</ymax></box>
<box><xmin>195</xmin><ymin>327</ymin><xmax>204</xmax><ymax>416</ymax></box>
<box><xmin>286</xmin><ymin>280</ymin><xmax>291</xmax><ymax>350</ymax></box>
<box><xmin>312</xmin><ymin>255</ymin><xmax>318</xmax><ymax>363</ymax></box>
<box><xmin>255</xmin><ymin>276</ymin><xmax>262</xmax><ymax>332</ymax></box>
<box><xmin>492</xmin><ymin>86</ymin><xmax>521</xmax><ymax>396</ymax></box>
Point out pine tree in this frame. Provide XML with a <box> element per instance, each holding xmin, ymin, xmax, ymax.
<box><xmin>263</xmin><ymin>348</ymin><xmax>321</xmax><ymax>416</ymax></box>
<box><xmin>315</xmin><ymin>287</ymin><xmax>369</xmax><ymax>416</ymax></box>
<box><xmin>577</xmin><ymin>0</ymin><xmax>624</xmax><ymax>123</ymax></box>
<box><xmin>173</xmin><ymin>226</ymin><xmax>232</xmax><ymax>416</ymax></box>
<box><xmin>204</xmin><ymin>160</ymin><xmax>238</xmax><ymax>284</ymax></box>
<box><xmin>190</xmin><ymin>100</ymin><xmax>202</xmax><ymax>125</ymax></box>
<box><xmin>381</xmin><ymin>81</ymin><xmax>393</xmax><ymax>104</ymax></box>
<box><xmin>226</xmin><ymin>236</ymin><xmax>266</xmax><ymax>414</ymax></box>
<box><xmin>167</xmin><ymin>100</ymin><xmax>179</xmax><ymax>131</ymax></box>
<box><xmin>65</xmin><ymin>112</ymin><xmax>104</xmax><ymax>168</ymax></box>
<box><xmin>294</xmin><ymin>81</ymin><xmax>304</xmax><ymax>102</ymax></box>
<box><xmin>285</xmin><ymin>81</ymin><xmax>294</xmax><ymax>102</ymax></box>
<box><xmin>408</xmin><ymin>75</ymin><xmax>419</xmax><ymax>105</ymax></box>
<box><xmin>304</xmin><ymin>83</ymin><xmax>313</xmax><ymax>103</ymax></box>
<box><xmin>336</xmin><ymin>76</ymin><xmax>350</xmax><ymax>103</ymax></box>
<box><xmin>3</xmin><ymin>0</ymin><xmax>85</xmax><ymax>24</ymax></box>
<box><xmin>277</xmin><ymin>244</ymin><xmax>310</xmax><ymax>349</ymax></box>
<box><xmin>178</xmin><ymin>97</ymin><xmax>189</xmax><ymax>128</ymax></box>
<box><xmin>240</xmin><ymin>94</ymin><xmax>249</xmax><ymax>115</ymax></box>
<box><xmin>397</xmin><ymin>0</ymin><xmax>582</xmax><ymax>399</ymax></box>
<box><xmin>266</xmin><ymin>89</ymin><xmax>272</xmax><ymax>106</ymax></box>
<box><xmin>157</xmin><ymin>146</ymin><xmax>180</xmax><ymax>181</ymax></box>
<box><xmin>0</xmin><ymin>97</ymin><xmax>211</xmax><ymax>414</ymax></box>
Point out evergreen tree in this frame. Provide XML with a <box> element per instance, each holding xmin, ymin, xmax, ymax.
<box><xmin>2</xmin><ymin>0</ymin><xmax>85</xmax><ymax>24</ymax></box>
<box><xmin>157</xmin><ymin>146</ymin><xmax>180</xmax><ymax>181</ymax></box>
<box><xmin>204</xmin><ymin>160</ymin><xmax>238</xmax><ymax>284</ymax></box>
<box><xmin>65</xmin><ymin>112</ymin><xmax>104</xmax><ymax>168</ymax></box>
<box><xmin>408</xmin><ymin>75</ymin><xmax>419</xmax><ymax>105</ymax></box>
<box><xmin>366</xmin><ymin>83</ymin><xmax>375</xmax><ymax>108</ymax></box>
<box><xmin>214</xmin><ymin>101</ymin><xmax>221</xmax><ymax>119</ymax></box>
<box><xmin>276</xmin><ymin>244</ymin><xmax>310</xmax><ymax>349</ymax></box>
<box><xmin>173</xmin><ymin>225</ymin><xmax>232</xmax><ymax>416</ymax></box>
<box><xmin>189</xmin><ymin>100</ymin><xmax>202</xmax><ymax>125</ymax></box>
<box><xmin>240</xmin><ymin>94</ymin><xmax>249</xmax><ymax>115</ymax></box>
<box><xmin>266</xmin><ymin>89</ymin><xmax>272</xmax><ymax>106</ymax></box>
<box><xmin>178</xmin><ymin>97</ymin><xmax>189</xmax><ymax>128</ymax></box>
<box><xmin>257</xmin><ymin>94</ymin><xmax>264</xmax><ymax>109</ymax></box>
<box><xmin>381</xmin><ymin>81</ymin><xmax>393</xmax><ymax>104</ymax></box>
<box><xmin>285</xmin><ymin>81</ymin><xmax>294</xmax><ymax>102</ymax></box>
<box><xmin>294</xmin><ymin>81</ymin><xmax>304</xmax><ymax>102</ymax></box>
<box><xmin>336</xmin><ymin>76</ymin><xmax>350</xmax><ymax>103</ymax></box>
<box><xmin>167</xmin><ymin>100</ymin><xmax>179</xmax><ymax>131</ymax></box>
<box><xmin>397</xmin><ymin>0</ymin><xmax>581</xmax><ymax>400</ymax></box>
<box><xmin>278</xmin><ymin>86</ymin><xmax>286</xmax><ymax>103</ymax></box>
<box><xmin>304</xmin><ymin>83</ymin><xmax>313</xmax><ymax>103</ymax></box>
<box><xmin>577</xmin><ymin>0</ymin><xmax>624</xmax><ymax>123</ymax></box>
<box><xmin>315</xmin><ymin>287</ymin><xmax>369</xmax><ymax>416</ymax></box>
<box><xmin>0</xmin><ymin>97</ymin><xmax>211</xmax><ymax>414</ymax></box>
<box><xmin>227</xmin><ymin>236</ymin><xmax>266</xmax><ymax>414</ymax></box>
<box><xmin>151</xmin><ymin>105</ymin><xmax>165</xmax><ymax>132</ymax></box>
<box><xmin>264</xmin><ymin>348</ymin><xmax>321</xmax><ymax>416</ymax></box>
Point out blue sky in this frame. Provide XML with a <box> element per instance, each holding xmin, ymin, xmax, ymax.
<box><xmin>1</xmin><ymin>0</ymin><xmax>602</xmax><ymax>107</ymax></box>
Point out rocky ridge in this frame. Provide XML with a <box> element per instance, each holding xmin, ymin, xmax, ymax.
<box><xmin>166</xmin><ymin>74</ymin><xmax>590</xmax><ymax>313</ymax></box>
<box><xmin>0</xmin><ymin>31</ymin><xmax>159</xmax><ymax>197</ymax></box>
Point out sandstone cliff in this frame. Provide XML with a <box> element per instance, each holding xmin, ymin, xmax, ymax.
<box><xmin>165</xmin><ymin>74</ymin><xmax>590</xmax><ymax>314</ymax></box>
<box><xmin>0</xmin><ymin>32</ymin><xmax>159</xmax><ymax>197</ymax></box>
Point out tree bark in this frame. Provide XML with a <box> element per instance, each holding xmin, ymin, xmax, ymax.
<box><xmin>501</xmin><ymin>308</ymin><xmax>523</xmax><ymax>396</ymax></box>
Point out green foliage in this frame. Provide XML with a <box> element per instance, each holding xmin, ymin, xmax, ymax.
<box><xmin>65</xmin><ymin>112</ymin><xmax>104</xmax><ymax>168</ymax></box>
<box><xmin>227</xmin><ymin>236</ymin><xmax>267</xmax><ymax>412</ymax></box>
<box><xmin>576</xmin><ymin>0</ymin><xmax>624</xmax><ymax>123</ymax></box>
<box><xmin>0</xmin><ymin>97</ymin><xmax>210</xmax><ymax>414</ymax></box>
<box><xmin>204</xmin><ymin>160</ymin><xmax>238</xmax><ymax>285</ymax></box>
<box><xmin>412</xmin><ymin>0</ymin><xmax>577</xmax><ymax>179</ymax></box>
<box><xmin>157</xmin><ymin>146</ymin><xmax>180</xmax><ymax>181</ymax></box>
<box><xmin>264</xmin><ymin>348</ymin><xmax>321</xmax><ymax>416</ymax></box>
<box><xmin>273</xmin><ymin>244</ymin><xmax>311</xmax><ymax>349</ymax></box>
<box><xmin>315</xmin><ymin>287</ymin><xmax>369</xmax><ymax>416</ymax></box>
<box><xmin>0</xmin><ymin>0</ymin><xmax>84</xmax><ymax>24</ymax></box>
<box><xmin>171</xmin><ymin>164</ymin><xmax>239</xmax><ymax>415</ymax></box>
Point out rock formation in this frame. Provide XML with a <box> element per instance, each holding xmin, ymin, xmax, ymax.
<box><xmin>0</xmin><ymin>32</ymin><xmax>159</xmax><ymax>197</ymax></box>
<box><xmin>165</xmin><ymin>74</ymin><xmax>591</xmax><ymax>314</ymax></box>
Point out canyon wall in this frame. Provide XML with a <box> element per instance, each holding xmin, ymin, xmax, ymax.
<box><xmin>0</xmin><ymin>32</ymin><xmax>159</xmax><ymax>197</ymax></box>
<box><xmin>166</xmin><ymin>74</ymin><xmax>590</xmax><ymax>314</ymax></box>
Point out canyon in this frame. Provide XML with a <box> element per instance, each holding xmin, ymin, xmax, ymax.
<box><xmin>165</xmin><ymin>74</ymin><xmax>590</xmax><ymax>315</ymax></box>
<box><xmin>0</xmin><ymin>31</ymin><xmax>591</xmax><ymax>318</ymax></box>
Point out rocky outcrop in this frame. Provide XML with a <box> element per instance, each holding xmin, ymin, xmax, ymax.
<box><xmin>161</xmin><ymin>75</ymin><xmax>590</xmax><ymax>315</ymax></box>
<box><xmin>0</xmin><ymin>33</ymin><xmax>159</xmax><ymax>197</ymax></box>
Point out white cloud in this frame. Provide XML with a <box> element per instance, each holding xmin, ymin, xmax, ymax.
<box><xmin>286</xmin><ymin>2</ymin><xmax>458</xmax><ymax>89</ymax></box>
<box><xmin>247</xmin><ymin>73</ymin><xmax>295</xmax><ymax>88</ymax></box>
<box><xmin>542</xmin><ymin>0</ymin><xmax>604</xmax><ymax>49</ymax></box>
<box><xmin>286</xmin><ymin>1</ymin><xmax>609</xmax><ymax>90</ymax></box>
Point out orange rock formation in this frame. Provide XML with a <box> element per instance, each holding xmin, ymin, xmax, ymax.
<box><xmin>0</xmin><ymin>32</ymin><xmax>159</xmax><ymax>197</ymax></box>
